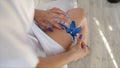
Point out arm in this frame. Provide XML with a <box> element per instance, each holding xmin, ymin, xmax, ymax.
<box><xmin>36</xmin><ymin>40</ymin><xmax>89</xmax><ymax>68</ymax></box>
<box><xmin>36</xmin><ymin>50</ymin><xmax>74</xmax><ymax>68</ymax></box>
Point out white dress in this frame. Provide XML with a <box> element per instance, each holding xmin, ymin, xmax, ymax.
<box><xmin>0</xmin><ymin>0</ymin><xmax>39</xmax><ymax>67</ymax></box>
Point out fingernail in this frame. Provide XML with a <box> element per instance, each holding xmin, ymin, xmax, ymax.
<box><xmin>79</xmin><ymin>34</ymin><xmax>83</xmax><ymax>40</ymax></box>
<box><xmin>60</xmin><ymin>25</ymin><xmax>65</xmax><ymax>30</ymax></box>
<box><xmin>61</xmin><ymin>26</ymin><xmax>64</xmax><ymax>30</ymax></box>
<box><xmin>59</xmin><ymin>23</ymin><xmax>65</xmax><ymax>30</ymax></box>
<box><xmin>48</xmin><ymin>27</ymin><xmax>54</xmax><ymax>32</ymax></box>
<box><xmin>81</xmin><ymin>44</ymin><xmax>84</xmax><ymax>48</ymax></box>
<box><xmin>81</xmin><ymin>42</ymin><xmax>86</xmax><ymax>48</ymax></box>
<box><xmin>58</xmin><ymin>25</ymin><xmax>63</xmax><ymax>30</ymax></box>
<box><xmin>55</xmin><ymin>24</ymin><xmax>62</xmax><ymax>30</ymax></box>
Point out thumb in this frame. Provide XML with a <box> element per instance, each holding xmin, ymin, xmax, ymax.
<box><xmin>78</xmin><ymin>34</ymin><xmax>86</xmax><ymax>49</ymax></box>
<box><xmin>71</xmin><ymin>34</ymin><xmax>83</xmax><ymax>49</ymax></box>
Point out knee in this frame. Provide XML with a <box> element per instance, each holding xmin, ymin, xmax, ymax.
<box><xmin>68</xmin><ymin>8</ymin><xmax>87</xmax><ymax>26</ymax></box>
<box><xmin>69</xmin><ymin>8</ymin><xmax>86</xmax><ymax>19</ymax></box>
<box><xmin>73</xmin><ymin>8</ymin><xmax>85</xmax><ymax>16</ymax></box>
<box><xmin>75</xmin><ymin>8</ymin><xmax>86</xmax><ymax>23</ymax></box>
<box><xmin>76</xmin><ymin>8</ymin><xmax>85</xmax><ymax>14</ymax></box>
<box><xmin>77</xmin><ymin>8</ymin><xmax>86</xmax><ymax>18</ymax></box>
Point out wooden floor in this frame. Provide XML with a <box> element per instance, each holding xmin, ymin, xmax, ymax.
<box><xmin>69</xmin><ymin>0</ymin><xmax>120</xmax><ymax>68</ymax></box>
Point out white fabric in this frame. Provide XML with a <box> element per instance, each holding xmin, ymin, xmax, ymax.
<box><xmin>0</xmin><ymin>0</ymin><xmax>78</xmax><ymax>68</ymax></box>
<box><xmin>0</xmin><ymin>0</ymin><xmax>39</xmax><ymax>67</ymax></box>
<box><xmin>32</xmin><ymin>23</ymin><xmax>66</xmax><ymax>56</ymax></box>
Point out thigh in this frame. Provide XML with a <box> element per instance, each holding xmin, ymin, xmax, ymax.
<box><xmin>45</xmin><ymin>8</ymin><xmax>87</xmax><ymax>50</ymax></box>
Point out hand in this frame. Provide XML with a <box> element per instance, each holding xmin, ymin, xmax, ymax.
<box><xmin>69</xmin><ymin>38</ymin><xmax>89</xmax><ymax>61</ymax></box>
<box><xmin>34</xmin><ymin>8</ymin><xmax>68</xmax><ymax>31</ymax></box>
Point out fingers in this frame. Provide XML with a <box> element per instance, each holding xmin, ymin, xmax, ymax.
<box><xmin>50</xmin><ymin>7</ymin><xmax>66</xmax><ymax>15</ymax></box>
<box><xmin>35</xmin><ymin>16</ymin><xmax>62</xmax><ymax>31</ymax></box>
<box><xmin>36</xmin><ymin>20</ymin><xmax>54</xmax><ymax>32</ymax></box>
<box><xmin>77</xmin><ymin>34</ymin><xmax>89</xmax><ymax>51</ymax></box>
<box><xmin>47</xmin><ymin>8</ymin><xmax>68</xmax><ymax>29</ymax></box>
<box><xmin>81</xmin><ymin>42</ymin><xmax>89</xmax><ymax>55</ymax></box>
<box><xmin>77</xmin><ymin>34</ymin><xmax>83</xmax><ymax>44</ymax></box>
<box><xmin>35</xmin><ymin>8</ymin><xmax>69</xmax><ymax>31</ymax></box>
<box><xmin>49</xmin><ymin>19</ymin><xmax>62</xmax><ymax>30</ymax></box>
<box><xmin>49</xmin><ymin>8</ymin><xmax>68</xmax><ymax>22</ymax></box>
<box><xmin>71</xmin><ymin>35</ymin><xmax>89</xmax><ymax>61</ymax></box>
<box><xmin>73</xmin><ymin>41</ymin><xmax>89</xmax><ymax>61</ymax></box>
<box><xmin>52</xmin><ymin>13</ymin><xmax>67</xmax><ymax>23</ymax></box>
<box><xmin>81</xmin><ymin>42</ymin><xmax>88</xmax><ymax>50</ymax></box>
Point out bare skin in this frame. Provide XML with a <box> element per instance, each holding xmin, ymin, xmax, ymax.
<box><xmin>36</xmin><ymin>39</ymin><xmax>89</xmax><ymax>68</ymax></box>
<box><xmin>35</xmin><ymin>8</ymin><xmax>89</xmax><ymax>68</ymax></box>
<box><xmin>45</xmin><ymin>8</ymin><xmax>88</xmax><ymax>50</ymax></box>
<box><xmin>34</xmin><ymin>8</ymin><xmax>68</xmax><ymax>30</ymax></box>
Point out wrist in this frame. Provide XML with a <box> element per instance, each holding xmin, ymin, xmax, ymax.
<box><xmin>67</xmin><ymin>49</ymin><xmax>76</xmax><ymax>62</ymax></box>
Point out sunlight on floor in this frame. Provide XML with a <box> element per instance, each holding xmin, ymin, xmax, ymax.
<box><xmin>108</xmin><ymin>25</ymin><xmax>113</xmax><ymax>31</ymax></box>
<box><xmin>93</xmin><ymin>17</ymin><xmax>118</xmax><ymax>68</ymax></box>
<box><xmin>93</xmin><ymin>17</ymin><xmax>100</xmax><ymax>26</ymax></box>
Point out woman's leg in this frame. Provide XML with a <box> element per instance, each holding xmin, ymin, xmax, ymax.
<box><xmin>45</xmin><ymin>8</ymin><xmax>88</xmax><ymax>50</ymax></box>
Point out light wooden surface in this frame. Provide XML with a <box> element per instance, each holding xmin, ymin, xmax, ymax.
<box><xmin>69</xmin><ymin>0</ymin><xmax>120</xmax><ymax>68</ymax></box>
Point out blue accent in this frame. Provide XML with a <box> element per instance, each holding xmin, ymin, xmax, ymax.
<box><xmin>79</xmin><ymin>34</ymin><xmax>83</xmax><ymax>39</ymax></box>
<box><xmin>48</xmin><ymin>27</ymin><xmax>54</xmax><ymax>32</ymax></box>
<box><xmin>59</xmin><ymin>21</ymin><xmax>82</xmax><ymax>40</ymax></box>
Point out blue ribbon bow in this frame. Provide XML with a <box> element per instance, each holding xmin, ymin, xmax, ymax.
<box><xmin>59</xmin><ymin>21</ymin><xmax>82</xmax><ymax>40</ymax></box>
